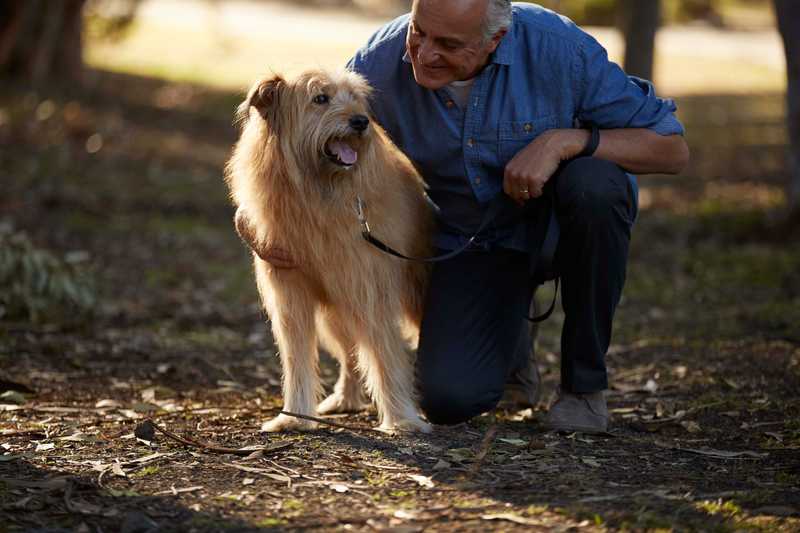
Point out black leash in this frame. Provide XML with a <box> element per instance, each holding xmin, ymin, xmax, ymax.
<box><xmin>355</xmin><ymin>194</ymin><xmax>560</xmax><ymax>323</ymax></box>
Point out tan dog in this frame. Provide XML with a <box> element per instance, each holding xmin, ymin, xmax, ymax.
<box><xmin>225</xmin><ymin>69</ymin><xmax>434</xmax><ymax>433</ymax></box>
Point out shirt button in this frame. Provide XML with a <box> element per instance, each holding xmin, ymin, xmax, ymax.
<box><xmin>474</xmin><ymin>177</ymin><xmax>481</xmax><ymax>185</ymax></box>
<box><xmin>467</xmin><ymin>138</ymin><xmax>474</xmax><ymax>147</ymax></box>
<box><xmin>524</xmin><ymin>123</ymin><xmax>533</xmax><ymax>132</ymax></box>
<box><xmin>446</xmin><ymin>100</ymin><xmax>455</xmax><ymax>108</ymax></box>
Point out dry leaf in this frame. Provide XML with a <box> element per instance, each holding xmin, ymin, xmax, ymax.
<box><xmin>498</xmin><ymin>438</ymin><xmax>528</xmax><ymax>447</ymax></box>
<box><xmin>35</xmin><ymin>442</ymin><xmax>55</xmax><ymax>452</ymax></box>
<box><xmin>481</xmin><ymin>513</ymin><xmax>542</xmax><ymax>526</ymax></box>
<box><xmin>680</xmin><ymin>421</ymin><xmax>702</xmax><ymax>433</ymax></box>
<box><xmin>408</xmin><ymin>474</ymin><xmax>434</xmax><ymax>488</ymax></box>
<box><xmin>582</xmin><ymin>457</ymin><xmax>602</xmax><ymax>468</ymax></box>
<box><xmin>330</xmin><ymin>483</ymin><xmax>349</xmax><ymax>493</ymax></box>
<box><xmin>432</xmin><ymin>459</ymin><xmax>451</xmax><ymax>470</ymax></box>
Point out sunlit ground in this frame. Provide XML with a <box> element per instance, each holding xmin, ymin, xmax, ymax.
<box><xmin>85</xmin><ymin>0</ymin><xmax>787</xmax><ymax>96</ymax></box>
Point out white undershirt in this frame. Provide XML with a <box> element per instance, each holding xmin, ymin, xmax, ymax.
<box><xmin>446</xmin><ymin>77</ymin><xmax>475</xmax><ymax>110</ymax></box>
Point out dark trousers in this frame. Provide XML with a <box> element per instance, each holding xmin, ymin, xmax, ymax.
<box><xmin>416</xmin><ymin>157</ymin><xmax>636</xmax><ymax>425</ymax></box>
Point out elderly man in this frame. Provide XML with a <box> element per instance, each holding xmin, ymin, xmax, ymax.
<box><xmin>344</xmin><ymin>0</ymin><xmax>689</xmax><ymax>433</ymax></box>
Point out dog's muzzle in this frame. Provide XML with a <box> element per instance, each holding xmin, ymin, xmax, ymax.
<box><xmin>324</xmin><ymin>115</ymin><xmax>370</xmax><ymax>168</ymax></box>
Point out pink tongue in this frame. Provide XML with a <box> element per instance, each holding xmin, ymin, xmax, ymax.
<box><xmin>330</xmin><ymin>141</ymin><xmax>357</xmax><ymax>165</ymax></box>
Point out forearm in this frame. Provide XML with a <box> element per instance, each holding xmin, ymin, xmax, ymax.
<box><xmin>559</xmin><ymin>128</ymin><xmax>690</xmax><ymax>175</ymax></box>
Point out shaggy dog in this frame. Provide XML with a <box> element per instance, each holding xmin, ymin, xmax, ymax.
<box><xmin>225</xmin><ymin>70</ymin><xmax>434</xmax><ymax>433</ymax></box>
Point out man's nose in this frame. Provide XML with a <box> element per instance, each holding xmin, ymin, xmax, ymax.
<box><xmin>417</xmin><ymin>38</ymin><xmax>439</xmax><ymax>65</ymax></box>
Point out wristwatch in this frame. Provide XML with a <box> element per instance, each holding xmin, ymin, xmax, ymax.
<box><xmin>578</xmin><ymin>123</ymin><xmax>600</xmax><ymax>158</ymax></box>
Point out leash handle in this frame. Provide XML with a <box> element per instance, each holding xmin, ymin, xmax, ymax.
<box><xmin>527</xmin><ymin>277</ymin><xmax>559</xmax><ymax>323</ymax></box>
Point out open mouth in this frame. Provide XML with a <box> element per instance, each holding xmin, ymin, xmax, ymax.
<box><xmin>324</xmin><ymin>139</ymin><xmax>358</xmax><ymax>168</ymax></box>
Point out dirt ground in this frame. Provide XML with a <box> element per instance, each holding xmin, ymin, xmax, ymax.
<box><xmin>1</xmin><ymin>70</ymin><xmax>799</xmax><ymax>532</ymax></box>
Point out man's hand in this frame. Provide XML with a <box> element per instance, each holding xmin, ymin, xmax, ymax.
<box><xmin>503</xmin><ymin>129</ymin><xmax>589</xmax><ymax>204</ymax></box>
<box><xmin>234</xmin><ymin>207</ymin><xmax>297</xmax><ymax>269</ymax></box>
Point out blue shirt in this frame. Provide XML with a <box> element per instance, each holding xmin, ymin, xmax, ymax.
<box><xmin>347</xmin><ymin>2</ymin><xmax>684</xmax><ymax>251</ymax></box>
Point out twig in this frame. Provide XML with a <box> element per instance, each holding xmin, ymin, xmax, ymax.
<box><xmin>142</xmin><ymin>419</ymin><xmax>293</xmax><ymax>456</ymax></box>
<box><xmin>279</xmin><ymin>410</ymin><xmax>374</xmax><ymax>433</ymax></box>
<box><xmin>0</xmin><ymin>430</ymin><xmax>46</xmax><ymax>439</ymax></box>
<box><xmin>469</xmin><ymin>425</ymin><xmax>498</xmax><ymax>477</ymax></box>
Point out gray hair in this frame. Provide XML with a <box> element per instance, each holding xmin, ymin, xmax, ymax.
<box><xmin>482</xmin><ymin>0</ymin><xmax>512</xmax><ymax>42</ymax></box>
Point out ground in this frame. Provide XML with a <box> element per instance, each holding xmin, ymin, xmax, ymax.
<box><xmin>2</xmin><ymin>4</ymin><xmax>800</xmax><ymax>531</ymax></box>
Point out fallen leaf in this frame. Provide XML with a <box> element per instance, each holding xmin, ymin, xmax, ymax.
<box><xmin>581</xmin><ymin>457</ymin><xmax>602</xmax><ymax>468</ymax></box>
<box><xmin>498</xmin><ymin>438</ymin><xmax>528</xmax><ymax>447</ymax></box>
<box><xmin>0</xmin><ymin>391</ymin><xmax>28</xmax><ymax>404</ymax></box>
<box><xmin>35</xmin><ymin>442</ymin><xmax>55</xmax><ymax>452</ymax></box>
<box><xmin>242</xmin><ymin>478</ymin><xmax>255</xmax><ymax>486</ymax></box>
<box><xmin>95</xmin><ymin>399</ymin><xmax>122</xmax><ymax>409</ymax></box>
<box><xmin>481</xmin><ymin>513</ymin><xmax>542</xmax><ymax>526</ymax></box>
<box><xmin>680</xmin><ymin>447</ymin><xmax>768</xmax><ymax>459</ymax></box>
<box><xmin>680</xmin><ymin>421</ymin><xmax>702</xmax><ymax>434</ymax></box>
<box><xmin>393</xmin><ymin>509</ymin><xmax>420</xmax><ymax>520</ymax></box>
<box><xmin>432</xmin><ymin>459</ymin><xmax>451</xmax><ymax>470</ymax></box>
<box><xmin>330</xmin><ymin>484</ymin><xmax>349</xmax><ymax>493</ymax></box>
<box><xmin>59</xmin><ymin>432</ymin><xmax>94</xmax><ymax>442</ymax></box>
<box><xmin>408</xmin><ymin>474</ymin><xmax>434</xmax><ymax>488</ymax></box>
<box><xmin>446</xmin><ymin>448</ymin><xmax>474</xmax><ymax>463</ymax></box>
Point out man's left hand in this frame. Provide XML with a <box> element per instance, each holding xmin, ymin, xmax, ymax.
<box><xmin>503</xmin><ymin>129</ymin><xmax>590</xmax><ymax>205</ymax></box>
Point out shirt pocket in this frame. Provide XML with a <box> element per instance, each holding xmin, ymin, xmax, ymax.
<box><xmin>497</xmin><ymin>115</ymin><xmax>559</xmax><ymax>164</ymax></box>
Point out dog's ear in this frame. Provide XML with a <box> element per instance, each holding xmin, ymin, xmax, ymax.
<box><xmin>236</xmin><ymin>76</ymin><xmax>284</xmax><ymax>127</ymax></box>
<box><xmin>249</xmin><ymin>76</ymin><xmax>284</xmax><ymax>120</ymax></box>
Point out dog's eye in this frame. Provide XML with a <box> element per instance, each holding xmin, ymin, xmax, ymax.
<box><xmin>312</xmin><ymin>94</ymin><xmax>330</xmax><ymax>105</ymax></box>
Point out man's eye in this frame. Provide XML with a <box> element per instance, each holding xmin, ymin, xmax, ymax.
<box><xmin>312</xmin><ymin>94</ymin><xmax>329</xmax><ymax>105</ymax></box>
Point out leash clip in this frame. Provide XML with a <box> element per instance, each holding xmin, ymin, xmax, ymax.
<box><xmin>355</xmin><ymin>196</ymin><xmax>370</xmax><ymax>233</ymax></box>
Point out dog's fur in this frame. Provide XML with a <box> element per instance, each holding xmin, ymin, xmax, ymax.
<box><xmin>225</xmin><ymin>69</ymin><xmax>434</xmax><ymax>433</ymax></box>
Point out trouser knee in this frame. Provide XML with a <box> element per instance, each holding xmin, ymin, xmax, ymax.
<box><xmin>418</xmin><ymin>379</ymin><xmax>502</xmax><ymax>426</ymax></box>
<box><xmin>555</xmin><ymin>157</ymin><xmax>633</xmax><ymax>224</ymax></box>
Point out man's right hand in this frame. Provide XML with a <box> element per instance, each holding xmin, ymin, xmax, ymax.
<box><xmin>234</xmin><ymin>207</ymin><xmax>297</xmax><ymax>269</ymax></box>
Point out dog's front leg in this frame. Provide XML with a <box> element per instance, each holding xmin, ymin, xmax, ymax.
<box><xmin>358</xmin><ymin>323</ymin><xmax>431</xmax><ymax>434</ymax></box>
<box><xmin>317</xmin><ymin>312</ymin><xmax>369</xmax><ymax>414</ymax></box>
<box><xmin>256</xmin><ymin>262</ymin><xmax>322</xmax><ymax>432</ymax></box>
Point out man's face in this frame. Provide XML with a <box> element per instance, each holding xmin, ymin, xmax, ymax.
<box><xmin>406</xmin><ymin>0</ymin><xmax>506</xmax><ymax>90</ymax></box>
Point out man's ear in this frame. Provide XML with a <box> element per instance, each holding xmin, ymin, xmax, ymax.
<box><xmin>236</xmin><ymin>75</ymin><xmax>284</xmax><ymax>125</ymax></box>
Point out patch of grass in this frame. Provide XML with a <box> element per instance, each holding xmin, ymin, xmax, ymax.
<box><xmin>255</xmin><ymin>517</ymin><xmax>287</xmax><ymax>527</ymax></box>
<box><xmin>131</xmin><ymin>465</ymin><xmax>160</xmax><ymax>478</ymax></box>
<box><xmin>697</xmin><ymin>499</ymin><xmax>743</xmax><ymax>519</ymax></box>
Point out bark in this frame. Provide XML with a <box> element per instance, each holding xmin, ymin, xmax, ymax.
<box><xmin>774</xmin><ymin>0</ymin><xmax>800</xmax><ymax>216</ymax></box>
<box><xmin>0</xmin><ymin>0</ymin><xmax>86</xmax><ymax>83</ymax></box>
<box><xmin>618</xmin><ymin>0</ymin><xmax>661</xmax><ymax>81</ymax></box>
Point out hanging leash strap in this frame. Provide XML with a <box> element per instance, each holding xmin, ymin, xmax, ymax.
<box><xmin>356</xmin><ymin>193</ymin><xmax>559</xmax><ymax>323</ymax></box>
<box><xmin>355</xmin><ymin>195</ymin><xmax>504</xmax><ymax>263</ymax></box>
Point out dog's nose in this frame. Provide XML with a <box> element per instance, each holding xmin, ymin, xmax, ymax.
<box><xmin>349</xmin><ymin>115</ymin><xmax>370</xmax><ymax>132</ymax></box>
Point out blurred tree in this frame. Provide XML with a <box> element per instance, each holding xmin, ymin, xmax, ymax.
<box><xmin>0</xmin><ymin>0</ymin><xmax>86</xmax><ymax>83</ymax></box>
<box><xmin>774</xmin><ymin>0</ymin><xmax>799</xmax><ymax>218</ymax></box>
<box><xmin>0</xmin><ymin>0</ymin><xmax>140</xmax><ymax>84</ymax></box>
<box><xmin>618</xmin><ymin>0</ymin><xmax>661</xmax><ymax>81</ymax></box>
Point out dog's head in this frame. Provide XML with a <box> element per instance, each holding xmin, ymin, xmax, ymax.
<box><xmin>238</xmin><ymin>70</ymin><xmax>375</xmax><ymax>176</ymax></box>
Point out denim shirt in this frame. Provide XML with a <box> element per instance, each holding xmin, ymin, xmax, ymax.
<box><xmin>347</xmin><ymin>3</ymin><xmax>684</xmax><ymax>251</ymax></box>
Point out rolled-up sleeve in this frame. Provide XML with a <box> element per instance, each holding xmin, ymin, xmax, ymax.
<box><xmin>574</xmin><ymin>34</ymin><xmax>684</xmax><ymax>136</ymax></box>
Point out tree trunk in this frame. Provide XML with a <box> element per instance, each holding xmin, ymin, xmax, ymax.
<box><xmin>774</xmin><ymin>0</ymin><xmax>800</xmax><ymax>217</ymax></box>
<box><xmin>619</xmin><ymin>0</ymin><xmax>661</xmax><ymax>81</ymax></box>
<box><xmin>0</xmin><ymin>0</ymin><xmax>86</xmax><ymax>83</ymax></box>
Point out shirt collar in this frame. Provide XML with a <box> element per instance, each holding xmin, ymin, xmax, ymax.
<box><xmin>400</xmin><ymin>20</ymin><xmax>515</xmax><ymax>66</ymax></box>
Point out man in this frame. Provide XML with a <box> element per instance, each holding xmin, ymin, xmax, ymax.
<box><xmin>343</xmin><ymin>0</ymin><xmax>689</xmax><ymax>433</ymax></box>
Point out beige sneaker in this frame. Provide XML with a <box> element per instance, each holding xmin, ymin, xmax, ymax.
<box><xmin>544</xmin><ymin>389</ymin><xmax>609</xmax><ymax>433</ymax></box>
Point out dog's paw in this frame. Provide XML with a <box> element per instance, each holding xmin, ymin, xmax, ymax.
<box><xmin>377</xmin><ymin>417</ymin><xmax>432</xmax><ymax>434</ymax></box>
<box><xmin>317</xmin><ymin>392</ymin><xmax>369</xmax><ymax>415</ymax></box>
<box><xmin>260</xmin><ymin>414</ymin><xmax>316</xmax><ymax>433</ymax></box>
